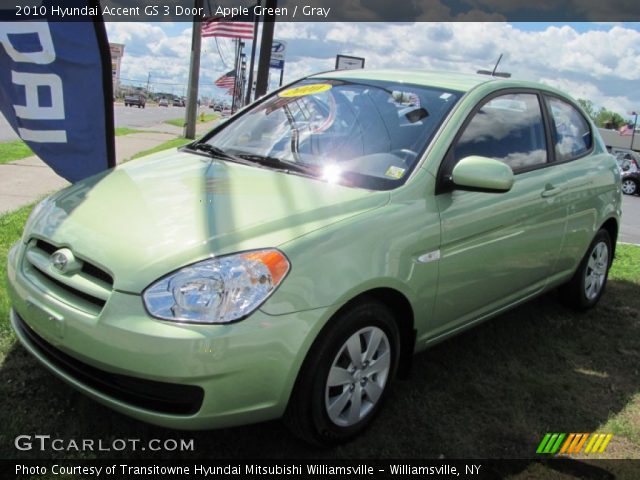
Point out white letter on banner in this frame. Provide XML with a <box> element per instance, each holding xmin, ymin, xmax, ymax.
<box><xmin>12</xmin><ymin>71</ymin><xmax>65</xmax><ymax>120</ymax></box>
<box><xmin>0</xmin><ymin>22</ymin><xmax>56</xmax><ymax>64</ymax></box>
<box><xmin>12</xmin><ymin>71</ymin><xmax>67</xmax><ymax>142</ymax></box>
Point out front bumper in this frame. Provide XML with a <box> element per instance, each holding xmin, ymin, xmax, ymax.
<box><xmin>7</xmin><ymin>242</ymin><xmax>330</xmax><ymax>430</ymax></box>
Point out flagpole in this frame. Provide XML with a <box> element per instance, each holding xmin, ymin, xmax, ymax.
<box><xmin>240</xmin><ymin>56</ymin><xmax>247</xmax><ymax>105</ymax></box>
<box><xmin>231</xmin><ymin>38</ymin><xmax>241</xmax><ymax>114</ymax></box>
<box><xmin>245</xmin><ymin>0</ymin><xmax>261</xmax><ymax>106</ymax></box>
<box><xmin>184</xmin><ymin>0</ymin><xmax>204</xmax><ymax>139</ymax></box>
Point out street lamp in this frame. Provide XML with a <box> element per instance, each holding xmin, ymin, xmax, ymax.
<box><xmin>630</xmin><ymin>111</ymin><xmax>638</xmax><ymax>151</ymax></box>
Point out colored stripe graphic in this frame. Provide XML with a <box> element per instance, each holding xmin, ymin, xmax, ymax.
<box><xmin>550</xmin><ymin>433</ymin><xmax>566</xmax><ymax>453</ymax></box>
<box><xmin>572</xmin><ymin>433</ymin><xmax>589</xmax><ymax>454</ymax></box>
<box><xmin>539</xmin><ymin>433</ymin><xmax>613</xmax><ymax>455</ymax></box>
<box><xmin>537</xmin><ymin>433</ymin><xmax>566</xmax><ymax>454</ymax></box>
<box><xmin>584</xmin><ymin>433</ymin><xmax>598</xmax><ymax>453</ymax></box>
<box><xmin>599</xmin><ymin>434</ymin><xmax>613</xmax><ymax>453</ymax></box>
<box><xmin>559</xmin><ymin>434</ymin><xmax>575</xmax><ymax>454</ymax></box>
<box><xmin>536</xmin><ymin>433</ymin><xmax>552</xmax><ymax>454</ymax></box>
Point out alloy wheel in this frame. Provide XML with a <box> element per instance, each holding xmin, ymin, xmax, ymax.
<box><xmin>324</xmin><ymin>326</ymin><xmax>391</xmax><ymax>427</ymax></box>
<box><xmin>621</xmin><ymin>179</ymin><xmax>637</xmax><ymax>195</ymax></box>
<box><xmin>584</xmin><ymin>241</ymin><xmax>609</xmax><ymax>300</ymax></box>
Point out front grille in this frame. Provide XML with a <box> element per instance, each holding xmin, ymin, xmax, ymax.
<box><xmin>23</xmin><ymin>239</ymin><xmax>113</xmax><ymax>315</ymax></box>
<box><xmin>14</xmin><ymin>312</ymin><xmax>204</xmax><ymax>415</ymax></box>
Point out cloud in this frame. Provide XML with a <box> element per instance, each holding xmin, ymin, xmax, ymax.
<box><xmin>106</xmin><ymin>22</ymin><xmax>640</xmax><ymax>111</ymax></box>
<box><xmin>538</xmin><ymin>77</ymin><xmax>633</xmax><ymax>114</ymax></box>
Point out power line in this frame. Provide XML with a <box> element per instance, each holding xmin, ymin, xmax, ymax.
<box><xmin>214</xmin><ymin>37</ymin><xmax>229</xmax><ymax>68</ymax></box>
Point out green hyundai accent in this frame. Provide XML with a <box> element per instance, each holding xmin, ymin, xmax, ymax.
<box><xmin>7</xmin><ymin>70</ymin><xmax>622</xmax><ymax>445</ymax></box>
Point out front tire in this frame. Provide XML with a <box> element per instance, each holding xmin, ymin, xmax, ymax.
<box><xmin>285</xmin><ymin>300</ymin><xmax>399</xmax><ymax>446</ymax></box>
<box><xmin>562</xmin><ymin>229</ymin><xmax>612</xmax><ymax>310</ymax></box>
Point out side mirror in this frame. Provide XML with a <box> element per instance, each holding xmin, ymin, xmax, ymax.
<box><xmin>452</xmin><ymin>156</ymin><xmax>514</xmax><ymax>192</ymax></box>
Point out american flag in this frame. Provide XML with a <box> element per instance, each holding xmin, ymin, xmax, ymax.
<box><xmin>202</xmin><ymin>15</ymin><xmax>255</xmax><ymax>39</ymax></box>
<box><xmin>619</xmin><ymin>124</ymin><xmax>634</xmax><ymax>136</ymax></box>
<box><xmin>215</xmin><ymin>70</ymin><xmax>236</xmax><ymax>90</ymax></box>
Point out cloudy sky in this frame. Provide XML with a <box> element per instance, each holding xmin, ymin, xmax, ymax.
<box><xmin>106</xmin><ymin>22</ymin><xmax>640</xmax><ymax>119</ymax></box>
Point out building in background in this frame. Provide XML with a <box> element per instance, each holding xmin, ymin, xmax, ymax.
<box><xmin>109</xmin><ymin>43</ymin><xmax>124</xmax><ymax>93</ymax></box>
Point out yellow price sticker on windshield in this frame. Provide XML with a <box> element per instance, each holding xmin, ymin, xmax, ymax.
<box><xmin>385</xmin><ymin>166</ymin><xmax>406</xmax><ymax>179</ymax></box>
<box><xmin>279</xmin><ymin>84</ymin><xmax>332</xmax><ymax>98</ymax></box>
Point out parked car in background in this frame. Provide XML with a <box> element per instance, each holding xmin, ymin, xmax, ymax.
<box><xmin>612</xmin><ymin>148</ymin><xmax>640</xmax><ymax>164</ymax></box>
<box><xmin>124</xmin><ymin>94</ymin><xmax>146</xmax><ymax>108</ymax></box>
<box><xmin>617</xmin><ymin>155</ymin><xmax>640</xmax><ymax>195</ymax></box>
<box><xmin>173</xmin><ymin>98</ymin><xmax>185</xmax><ymax>107</ymax></box>
<box><xmin>8</xmin><ymin>70</ymin><xmax>621</xmax><ymax>446</ymax></box>
<box><xmin>158</xmin><ymin>98</ymin><xmax>169</xmax><ymax>107</ymax></box>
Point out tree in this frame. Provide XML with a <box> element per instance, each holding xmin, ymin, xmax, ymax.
<box><xmin>576</xmin><ymin>98</ymin><xmax>627</xmax><ymax>130</ymax></box>
<box><xmin>595</xmin><ymin>108</ymin><xmax>626</xmax><ymax>130</ymax></box>
<box><xmin>577</xmin><ymin>98</ymin><xmax>596</xmax><ymax>121</ymax></box>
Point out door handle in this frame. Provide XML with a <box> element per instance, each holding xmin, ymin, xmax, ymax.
<box><xmin>541</xmin><ymin>185</ymin><xmax>565</xmax><ymax>198</ymax></box>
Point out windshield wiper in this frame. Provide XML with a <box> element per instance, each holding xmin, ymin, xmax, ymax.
<box><xmin>188</xmin><ymin>142</ymin><xmax>242</xmax><ymax>162</ymax></box>
<box><xmin>188</xmin><ymin>144</ymin><xmax>317</xmax><ymax>177</ymax></box>
<box><xmin>235</xmin><ymin>153</ymin><xmax>318</xmax><ymax>177</ymax></box>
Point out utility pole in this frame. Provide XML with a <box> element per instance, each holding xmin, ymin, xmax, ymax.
<box><xmin>255</xmin><ymin>0</ymin><xmax>276</xmax><ymax>99</ymax></box>
<box><xmin>231</xmin><ymin>40</ymin><xmax>244</xmax><ymax>114</ymax></box>
<box><xmin>631</xmin><ymin>111</ymin><xmax>638</xmax><ymax>151</ymax></box>
<box><xmin>184</xmin><ymin>0</ymin><xmax>204</xmax><ymax>139</ymax></box>
<box><xmin>145</xmin><ymin>72</ymin><xmax>151</xmax><ymax>95</ymax></box>
<box><xmin>240</xmin><ymin>57</ymin><xmax>247</xmax><ymax>106</ymax></box>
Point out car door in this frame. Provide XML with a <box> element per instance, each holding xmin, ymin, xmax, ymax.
<box><xmin>431</xmin><ymin>91</ymin><xmax>569</xmax><ymax>338</ymax></box>
<box><xmin>541</xmin><ymin>94</ymin><xmax>606</xmax><ymax>276</ymax></box>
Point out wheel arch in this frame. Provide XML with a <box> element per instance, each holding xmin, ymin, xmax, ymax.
<box><xmin>295</xmin><ymin>287</ymin><xmax>417</xmax><ymax>388</ymax></box>
<box><xmin>283</xmin><ymin>286</ymin><xmax>417</xmax><ymax>443</ymax></box>
<box><xmin>600</xmin><ymin>217</ymin><xmax>619</xmax><ymax>261</ymax></box>
<box><xmin>352</xmin><ymin>288</ymin><xmax>416</xmax><ymax>379</ymax></box>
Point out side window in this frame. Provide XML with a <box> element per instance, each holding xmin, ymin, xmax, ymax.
<box><xmin>545</xmin><ymin>96</ymin><xmax>592</xmax><ymax>161</ymax></box>
<box><xmin>453</xmin><ymin>93</ymin><xmax>547</xmax><ymax>171</ymax></box>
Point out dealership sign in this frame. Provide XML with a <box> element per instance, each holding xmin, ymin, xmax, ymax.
<box><xmin>270</xmin><ymin>40</ymin><xmax>286</xmax><ymax>70</ymax></box>
<box><xmin>0</xmin><ymin>16</ymin><xmax>115</xmax><ymax>182</ymax></box>
<box><xmin>335</xmin><ymin>54</ymin><xmax>365</xmax><ymax>70</ymax></box>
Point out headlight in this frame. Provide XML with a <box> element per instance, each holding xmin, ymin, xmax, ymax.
<box><xmin>143</xmin><ymin>249</ymin><xmax>290</xmax><ymax>324</ymax></box>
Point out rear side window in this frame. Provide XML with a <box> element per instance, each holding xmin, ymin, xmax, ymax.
<box><xmin>453</xmin><ymin>93</ymin><xmax>547</xmax><ymax>171</ymax></box>
<box><xmin>545</xmin><ymin>96</ymin><xmax>592</xmax><ymax>162</ymax></box>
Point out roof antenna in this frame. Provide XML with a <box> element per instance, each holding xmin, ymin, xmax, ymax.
<box><xmin>477</xmin><ymin>54</ymin><xmax>511</xmax><ymax>78</ymax></box>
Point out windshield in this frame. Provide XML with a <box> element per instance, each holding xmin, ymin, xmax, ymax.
<box><xmin>199</xmin><ymin>78</ymin><xmax>461</xmax><ymax>190</ymax></box>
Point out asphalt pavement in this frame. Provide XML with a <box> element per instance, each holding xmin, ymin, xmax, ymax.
<box><xmin>620</xmin><ymin>193</ymin><xmax>640</xmax><ymax>244</ymax></box>
<box><xmin>0</xmin><ymin>104</ymin><xmax>199</xmax><ymax>142</ymax></box>
<box><xmin>114</xmin><ymin>103</ymin><xmax>187</xmax><ymax>128</ymax></box>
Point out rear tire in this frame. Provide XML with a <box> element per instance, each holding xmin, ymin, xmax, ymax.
<box><xmin>284</xmin><ymin>300</ymin><xmax>399</xmax><ymax>447</ymax></box>
<box><xmin>562</xmin><ymin>229</ymin><xmax>612</xmax><ymax>310</ymax></box>
<box><xmin>621</xmin><ymin>178</ymin><xmax>638</xmax><ymax>195</ymax></box>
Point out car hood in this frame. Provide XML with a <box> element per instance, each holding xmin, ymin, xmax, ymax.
<box><xmin>26</xmin><ymin>150</ymin><xmax>389</xmax><ymax>292</ymax></box>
